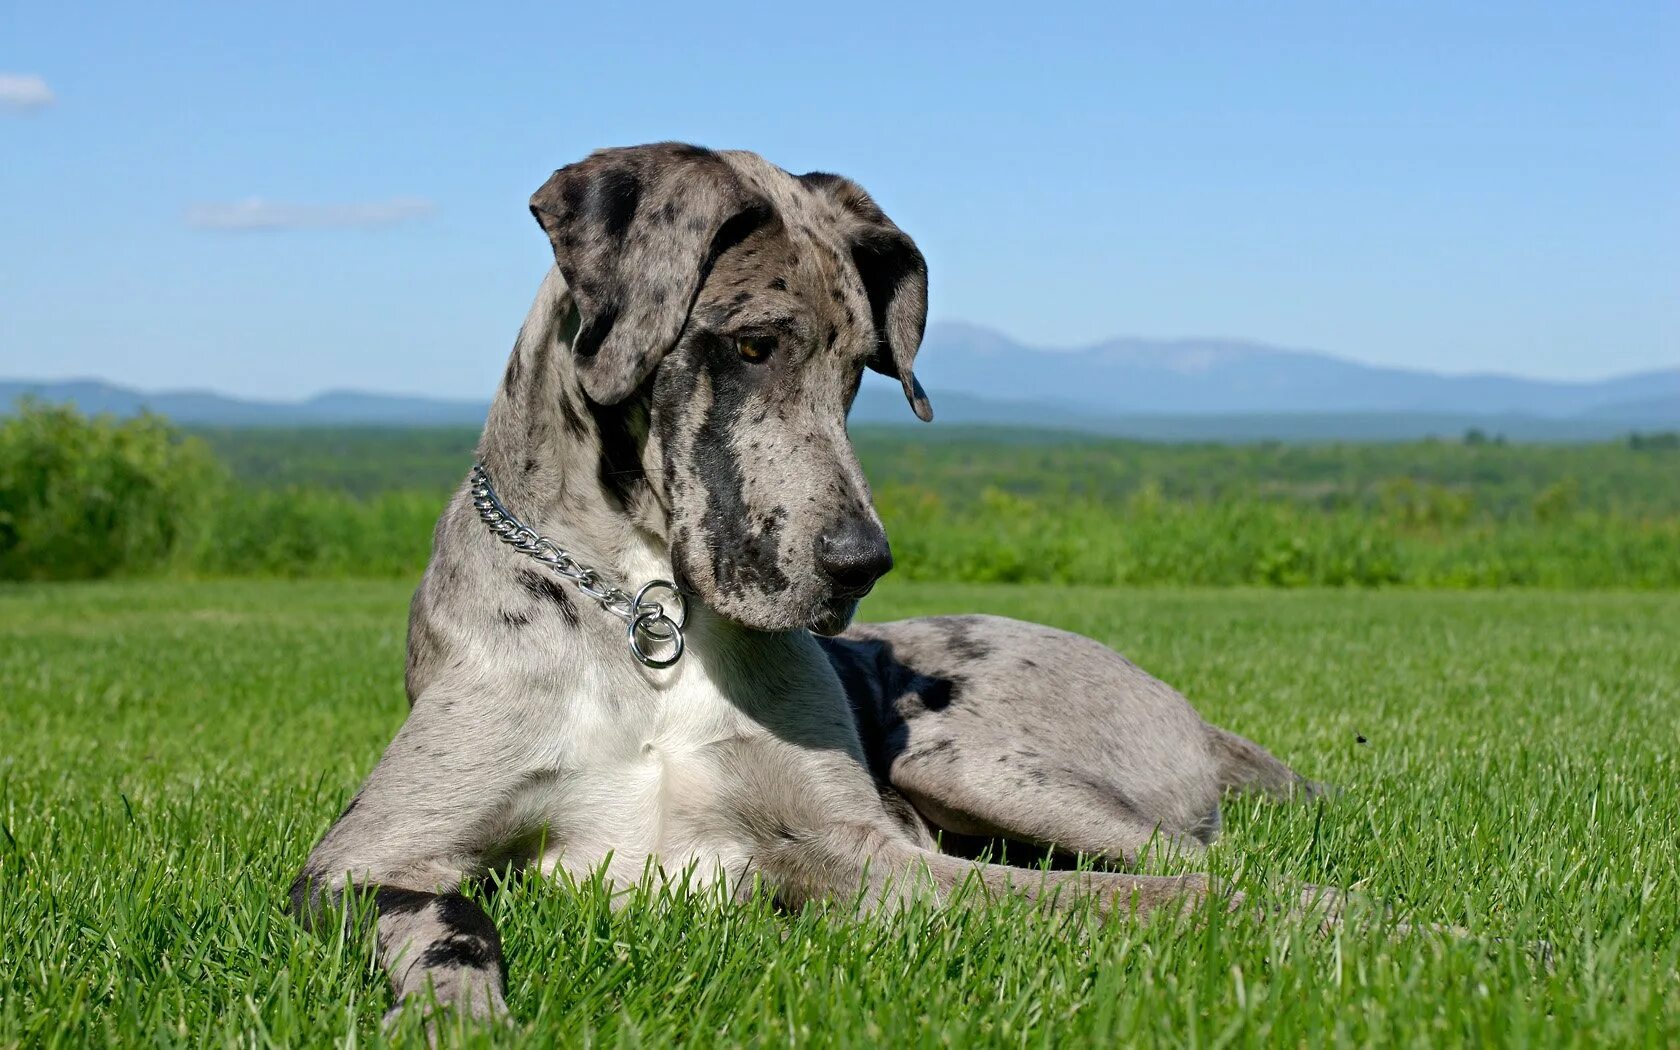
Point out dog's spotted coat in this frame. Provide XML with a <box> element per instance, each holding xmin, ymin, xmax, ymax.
<box><xmin>290</xmin><ymin>144</ymin><xmax>1316</xmax><ymax>1025</ymax></box>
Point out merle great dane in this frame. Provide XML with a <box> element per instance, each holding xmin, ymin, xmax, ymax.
<box><xmin>289</xmin><ymin>143</ymin><xmax>1323</xmax><ymax>1023</ymax></box>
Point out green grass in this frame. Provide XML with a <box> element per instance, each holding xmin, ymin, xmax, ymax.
<box><xmin>2</xmin><ymin>580</ymin><xmax>1677</xmax><ymax>1046</ymax></box>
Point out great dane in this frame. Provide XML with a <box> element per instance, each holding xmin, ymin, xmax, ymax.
<box><xmin>289</xmin><ymin>143</ymin><xmax>1320</xmax><ymax>1023</ymax></box>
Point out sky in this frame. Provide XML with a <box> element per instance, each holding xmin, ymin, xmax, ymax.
<box><xmin>2</xmin><ymin>1</ymin><xmax>1676</xmax><ymax>399</ymax></box>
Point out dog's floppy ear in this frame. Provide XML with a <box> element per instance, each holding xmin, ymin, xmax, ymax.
<box><xmin>800</xmin><ymin>172</ymin><xmax>933</xmax><ymax>422</ymax></box>
<box><xmin>531</xmin><ymin>143</ymin><xmax>769</xmax><ymax>406</ymax></box>
<box><xmin>852</xmin><ymin>227</ymin><xmax>933</xmax><ymax>422</ymax></box>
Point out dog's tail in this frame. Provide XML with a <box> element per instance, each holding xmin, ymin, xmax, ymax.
<box><xmin>1207</xmin><ymin>725</ymin><xmax>1328</xmax><ymax>801</ymax></box>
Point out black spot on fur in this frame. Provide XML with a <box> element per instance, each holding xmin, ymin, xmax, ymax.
<box><xmin>427</xmin><ymin>892</ymin><xmax>507</xmax><ymax>983</ymax></box>
<box><xmin>420</xmin><ymin>934</ymin><xmax>499</xmax><ymax>971</ymax></box>
<box><xmin>501</xmin><ymin>609</ymin><xmax>530</xmax><ymax>628</ymax></box>
<box><xmin>918</xmin><ymin>675</ymin><xmax>956</xmax><ymax>711</ymax></box>
<box><xmin>517</xmin><ymin>569</ymin><xmax>580</xmax><ymax>627</ymax></box>
<box><xmin>590</xmin><ymin>166</ymin><xmax>643</xmax><ymax>242</ymax></box>
<box><xmin>558</xmin><ymin>392</ymin><xmax>592</xmax><ymax>440</ymax></box>
<box><xmin>573</xmin><ymin>304</ymin><xmax>618</xmax><ymax>361</ymax></box>
<box><xmin>587</xmin><ymin>398</ymin><xmax>647</xmax><ymax>513</ymax></box>
<box><xmin>688</xmin><ymin>339</ymin><xmax>790</xmax><ymax>599</ymax></box>
<box><xmin>936</xmin><ymin>617</ymin><xmax>994</xmax><ymax>662</ymax></box>
<box><xmin>768</xmin><ymin>276</ymin><xmax>787</xmax><ymax>292</ymax></box>
<box><xmin>560</xmin><ymin>176</ymin><xmax>586</xmax><ymax>212</ymax></box>
<box><xmin>705</xmin><ymin>203</ymin><xmax>776</xmax><ymax>274</ymax></box>
<box><xmin>372</xmin><ymin>886</ymin><xmax>436</xmax><ymax>918</ymax></box>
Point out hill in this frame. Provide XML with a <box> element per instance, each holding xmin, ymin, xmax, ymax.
<box><xmin>5</xmin><ymin>324</ymin><xmax>1674</xmax><ymax>441</ymax></box>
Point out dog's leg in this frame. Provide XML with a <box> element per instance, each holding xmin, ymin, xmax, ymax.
<box><xmin>888</xmin><ymin>754</ymin><xmax>1212</xmax><ymax>867</ymax></box>
<box><xmin>757</xmin><ymin>821</ymin><xmax>1225</xmax><ymax>919</ymax></box>
<box><xmin>291</xmin><ymin>865</ymin><xmax>508</xmax><ymax>1026</ymax></box>
<box><xmin>901</xmin><ymin>844</ymin><xmax>1221</xmax><ymax>917</ymax></box>
<box><xmin>288</xmin><ymin>699</ymin><xmax>530</xmax><ymax>1027</ymax></box>
<box><xmin>291</xmin><ymin>867</ymin><xmax>508</xmax><ymax>1030</ymax></box>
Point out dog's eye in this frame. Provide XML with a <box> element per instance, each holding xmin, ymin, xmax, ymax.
<box><xmin>736</xmin><ymin>336</ymin><xmax>775</xmax><ymax>363</ymax></box>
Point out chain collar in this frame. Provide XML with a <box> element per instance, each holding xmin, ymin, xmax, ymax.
<box><xmin>468</xmin><ymin>463</ymin><xmax>687</xmax><ymax>668</ymax></box>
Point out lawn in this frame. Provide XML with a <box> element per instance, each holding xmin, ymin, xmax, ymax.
<box><xmin>2</xmin><ymin>580</ymin><xmax>1677</xmax><ymax>1047</ymax></box>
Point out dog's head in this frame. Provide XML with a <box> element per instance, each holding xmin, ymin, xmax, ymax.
<box><xmin>529</xmin><ymin>143</ymin><xmax>931</xmax><ymax>635</ymax></box>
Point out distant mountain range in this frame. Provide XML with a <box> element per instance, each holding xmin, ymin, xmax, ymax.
<box><xmin>0</xmin><ymin>379</ymin><xmax>492</xmax><ymax>427</ymax></box>
<box><xmin>915</xmin><ymin>324</ymin><xmax>1680</xmax><ymax>420</ymax></box>
<box><xmin>5</xmin><ymin>323</ymin><xmax>1675</xmax><ymax>442</ymax></box>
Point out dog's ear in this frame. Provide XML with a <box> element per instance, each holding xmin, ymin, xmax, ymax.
<box><xmin>800</xmin><ymin>172</ymin><xmax>933</xmax><ymax>422</ymax></box>
<box><xmin>851</xmin><ymin>227</ymin><xmax>933</xmax><ymax>422</ymax></box>
<box><xmin>531</xmin><ymin>143</ymin><xmax>770</xmax><ymax>406</ymax></box>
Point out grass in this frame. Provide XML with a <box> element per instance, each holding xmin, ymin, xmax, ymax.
<box><xmin>2</xmin><ymin>579</ymin><xmax>1677</xmax><ymax>1046</ymax></box>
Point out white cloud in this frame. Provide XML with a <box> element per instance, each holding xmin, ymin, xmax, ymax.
<box><xmin>0</xmin><ymin>73</ymin><xmax>55</xmax><ymax>112</ymax></box>
<box><xmin>184</xmin><ymin>197</ymin><xmax>436</xmax><ymax>231</ymax></box>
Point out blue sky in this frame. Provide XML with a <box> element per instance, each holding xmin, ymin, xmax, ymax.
<box><xmin>2</xmin><ymin>2</ymin><xmax>1676</xmax><ymax>399</ymax></box>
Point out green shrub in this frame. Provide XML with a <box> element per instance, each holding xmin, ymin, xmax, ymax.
<box><xmin>182</xmin><ymin>485</ymin><xmax>439</xmax><ymax>578</ymax></box>
<box><xmin>0</xmin><ymin>401</ymin><xmax>225</xmax><ymax>580</ymax></box>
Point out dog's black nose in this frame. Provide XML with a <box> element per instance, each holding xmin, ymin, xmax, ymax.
<box><xmin>817</xmin><ymin>520</ymin><xmax>894</xmax><ymax>594</ymax></box>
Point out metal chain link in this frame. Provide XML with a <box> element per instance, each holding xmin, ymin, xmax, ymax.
<box><xmin>468</xmin><ymin>463</ymin><xmax>686</xmax><ymax>668</ymax></box>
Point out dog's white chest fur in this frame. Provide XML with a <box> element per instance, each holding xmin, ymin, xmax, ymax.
<box><xmin>530</xmin><ymin>654</ymin><xmax>764</xmax><ymax>891</ymax></box>
<box><xmin>498</xmin><ymin>545</ymin><xmax>857</xmax><ymax>894</ymax></box>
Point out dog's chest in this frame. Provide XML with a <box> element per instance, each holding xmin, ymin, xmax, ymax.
<box><xmin>525</xmin><ymin>658</ymin><xmax>773</xmax><ymax>890</ymax></box>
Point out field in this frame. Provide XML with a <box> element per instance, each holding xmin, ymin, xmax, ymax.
<box><xmin>197</xmin><ymin>423</ymin><xmax>1680</xmax><ymax>514</ymax></box>
<box><xmin>3</xmin><ymin>579</ymin><xmax>1677</xmax><ymax>1047</ymax></box>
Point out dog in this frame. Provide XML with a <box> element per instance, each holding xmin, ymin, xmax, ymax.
<box><xmin>289</xmin><ymin>143</ymin><xmax>1319</xmax><ymax>1024</ymax></box>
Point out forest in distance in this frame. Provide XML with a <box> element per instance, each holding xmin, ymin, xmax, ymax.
<box><xmin>3</xmin><ymin>403</ymin><xmax>1679</xmax><ymax>588</ymax></box>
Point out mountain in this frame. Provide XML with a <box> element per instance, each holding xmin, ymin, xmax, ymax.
<box><xmin>1580</xmin><ymin>393</ymin><xmax>1680</xmax><ymax>425</ymax></box>
<box><xmin>0</xmin><ymin>380</ymin><xmax>488</xmax><ymax>427</ymax></box>
<box><xmin>915</xmin><ymin>323</ymin><xmax>1680</xmax><ymax>419</ymax></box>
<box><xmin>844</xmin><ymin>386</ymin><xmax>1655</xmax><ymax>441</ymax></box>
<box><xmin>4</xmin><ymin>324</ymin><xmax>1674</xmax><ymax>441</ymax></box>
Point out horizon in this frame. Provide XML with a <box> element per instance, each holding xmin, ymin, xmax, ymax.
<box><xmin>3</xmin><ymin>2</ymin><xmax>1676</xmax><ymax>399</ymax></box>
<box><xmin>8</xmin><ymin>318</ymin><xmax>1679</xmax><ymax>406</ymax></box>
